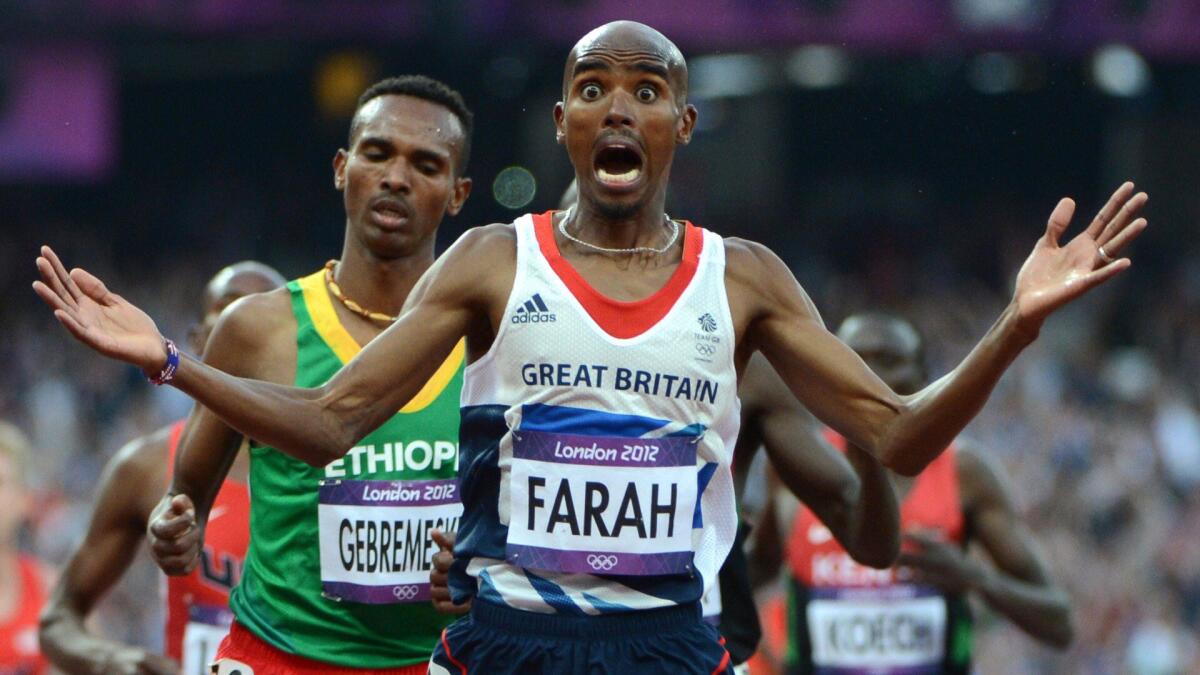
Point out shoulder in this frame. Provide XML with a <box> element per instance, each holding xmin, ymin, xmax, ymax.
<box><xmin>723</xmin><ymin>236</ymin><xmax>785</xmax><ymax>272</ymax></box>
<box><xmin>102</xmin><ymin>424</ymin><xmax>174</xmax><ymax>521</ymax></box>
<box><xmin>449</xmin><ymin>222</ymin><xmax>518</xmax><ymax>257</ymax></box>
<box><xmin>422</xmin><ymin>223</ymin><xmax>518</xmax><ymax>306</ymax></box>
<box><xmin>953</xmin><ymin>438</ymin><xmax>1011</xmax><ymax>512</ymax></box>
<box><xmin>205</xmin><ymin>286</ymin><xmax>296</xmax><ymax>376</ymax></box>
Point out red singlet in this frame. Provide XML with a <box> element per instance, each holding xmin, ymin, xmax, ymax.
<box><xmin>163</xmin><ymin>420</ymin><xmax>250</xmax><ymax>672</ymax></box>
<box><xmin>0</xmin><ymin>556</ymin><xmax>48</xmax><ymax>675</ymax></box>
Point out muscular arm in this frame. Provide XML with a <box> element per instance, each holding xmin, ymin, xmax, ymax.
<box><xmin>161</xmin><ymin>225</ymin><xmax>509</xmax><ymax>467</ymax></box>
<box><xmin>39</xmin><ymin>429</ymin><xmax>178</xmax><ymax>675</ymax></box>
<box><xmin>730</xmin><ymin>240</ymin><xmax>1031</xmax><ymax>476</ymax></box>
<box><xmin>957</xmin><ymin>444</ymin><xmax>1074</xmax><ymax>648</ymax></box>
<box><xmin>739</xmin><ymin>354</ymin><xmax>899</xmax><ymax>569</ymax></box>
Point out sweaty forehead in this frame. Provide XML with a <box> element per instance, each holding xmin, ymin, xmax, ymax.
<box><xmin>352</xmin><ymin>94</ymin><xmax>464</xmax><ymax>151</ymax></box>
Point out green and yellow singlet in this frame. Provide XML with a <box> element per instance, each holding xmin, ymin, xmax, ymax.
<box><xmin>229</xmin><ymin>269</ymin><xmax>465</xmax><ymax>668</ymax></box>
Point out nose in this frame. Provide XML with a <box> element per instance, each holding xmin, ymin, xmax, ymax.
<box><xmin>381</xmin><ymin>158</ymin><xmax>412</xmax><ymax>194</ymax></box>
<box><xmin>603</xmin><ymin>90</ymin><xmax>636</xmax><ymax>129</ymax></box>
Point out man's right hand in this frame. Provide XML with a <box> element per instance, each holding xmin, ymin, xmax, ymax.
<box><xmin>148</xmin><ymin>493</ymin><xmax>202</xmax><ymax>576</ymax></box>
<box><xmin>430</xmin><ymin>529</ymin><xmax>469</xmax><ymax>615</ymax></box>
<box><xmin>99</xmin><ymin>646</ymin><xmax>180</xmax><ymax>675</ymax></box>
<box><xmin>33</xmin><ymin>245</ymin><xmax>168</xmax><ymax>373</ymax></box>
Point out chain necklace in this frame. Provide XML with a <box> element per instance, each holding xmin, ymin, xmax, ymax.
<box><xmin>323</xmin><ymin>260</ymin><xmax>397</xmax><ymax>324</ymax></box>
<box><xmin>557</xmin><ymin>208</ymin><xmax>679</xmax><ymax>256</ymax></box>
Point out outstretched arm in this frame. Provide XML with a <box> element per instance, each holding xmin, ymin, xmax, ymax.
<box><xmin>740</xmin><ymin>354</ymin><xmax>898</xmax><ymax>569</ymax></box>
<box><xmin>738</xmin><ymin>183</ymin><xmax>1146</xmax><ymax>475</ymax></box>
<box><xmin>39</xmin><ymin>430</ymin><xmax>180</xmax><ymax>675</ymax></box>
<box><xmin>34</xmin><ymin>225</ymin><xmax>508</xmax><ymax>467</ymax></box>
<box><xmin>898</xmin><ymin>445</ymin><xmax>1074</xmax><ymax>648</ymax></box>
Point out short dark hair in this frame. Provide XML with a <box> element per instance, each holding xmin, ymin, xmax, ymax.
<box><xmin>349</xmin><ymin>75</ymin><xmax>474</xmax><ymax>175</ymax></box>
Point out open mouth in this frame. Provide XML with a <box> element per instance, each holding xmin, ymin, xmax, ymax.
<box><xmin>593</xmin><ymin>143</ymin><xmax>644</xmax><ymax>188</ymax></box>
<box><xmin>370</xmin><ymin>198</ymin><xmax>410</xmax><ymax>228</ymax></box>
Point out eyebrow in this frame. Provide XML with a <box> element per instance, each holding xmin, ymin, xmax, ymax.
<box><xmin>572</xmin><ymin>57</ymin><xmax>670</xmax><ymax>82</ymax></box>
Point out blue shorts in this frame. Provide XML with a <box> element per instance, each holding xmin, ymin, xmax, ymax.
<box><xmin>429</xmin><ymin>600</ymin><xmax>733</xmax><ymax>675</ymax></box>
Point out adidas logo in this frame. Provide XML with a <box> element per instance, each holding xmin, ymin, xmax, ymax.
<box><xmin>511</xmin><ymin>293</ymin><xmax>557</xmax><ymax>324</ymax></box>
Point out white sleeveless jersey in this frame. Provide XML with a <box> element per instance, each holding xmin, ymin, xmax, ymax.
<box><xmin>452</xmin><ymin>211</ymin><xmax>741</xmax><ymax>615</ymax></box>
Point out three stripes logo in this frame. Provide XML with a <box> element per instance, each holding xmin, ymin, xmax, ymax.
<box><xmin>511</xmin><ymin>293</ymin><xmax>557</xmax><ymax>324</ymax></box>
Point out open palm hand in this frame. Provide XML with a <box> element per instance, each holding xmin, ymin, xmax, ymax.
<box><xmin>33</xmin><ymin>246</ymin><xmax>168</xmax><ymax>372</ymax></box>
<box><xmin>1013</xmin><ymin>182</ymin><xmax>1148</xmax><ymax>331</ymax></box>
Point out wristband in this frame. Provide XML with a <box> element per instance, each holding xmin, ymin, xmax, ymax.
<box><xmin>147</xmin><ymin>338</ymin><xmax>180</xmax><ymax>385</ymax></box>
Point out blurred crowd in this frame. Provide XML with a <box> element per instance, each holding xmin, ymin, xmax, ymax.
<box><xmin>2</xmin><ymin>184</ymin><xmax>1200</xmax><ymax>674</ymax></box>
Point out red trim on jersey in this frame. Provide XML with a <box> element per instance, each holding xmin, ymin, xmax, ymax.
<box><xmin>532</xmin><ymin>210</ymin><xmax>704</xmax><ymax>340</ymax></box>
<box><xmin>440</xmin><ymin>627</ymin><xmax>469</xmax><ymax>675</ymax></box>
<box><xmin>711</xmin><ymin>636</ymin><xmax>731</xmax><ymax>674</ymax></box>
<box><xmin>164</xmin><ymin>420</ymin><xmax>250</xmax><ymax>661</ymax></box>
<box><xmin>0</xmin><ymin>556</ymin><xmax>48</xmax><ymax>675</ymax></box>
<box><xmin>788</xmin><ymin>430</ymin><xmax>964</xmax><ymax>586</ymax></box>
<box><xmin>215</xmin><ymin>621</ymin><xmax>427</xmax><ymax>674</ymax></box>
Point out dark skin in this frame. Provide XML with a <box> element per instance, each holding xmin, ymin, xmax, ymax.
<box><xmin>142</xmin><ymin>93</ymin><xmax>472</xmax><ymax>576</ymax></box>
<box><xmin>758</xmin><ymin>314</ymin><xmax>1074</xmax><ymax>649</ymax></box>
<box><xmin>34</xmin><ymin>21</ymin><xmax>1146</xmax><ymax>558</ymax></box>
<box><xmin>38</xmin><ymin>265</ymin><xmax>284</xmax><ymax>675</ymax></box>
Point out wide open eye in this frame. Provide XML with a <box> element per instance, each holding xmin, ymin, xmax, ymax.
<box><xmin>581</xmin><ymin>83</ymin><xmax>602</xmax><ymax>101</ymax></box>
<box><xmin>636</xmin><ymin>86</ymin><xmax>658</xmax><ymax>103</ymax></box>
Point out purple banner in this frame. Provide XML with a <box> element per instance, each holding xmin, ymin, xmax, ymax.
<box><xmin>811</xmin><ymin>585</ymin><xmax>939</xmax><ymax>601</ymax></box>
<box><xmin>507</xmin><ymin>543</ymin><xmax>693</xmax><ymax>577</ymax></box>
<box><xmin>322</xmin><ymin>581</ymin><xmax>431</xmax><ymax>605</ymax></box>
<box><xmin>318</xmin><ymin>478</ymin><xmax>459</xmax><ymax>508</ymax></box>
<box><xmin>513</xmin><ymin>430</ymin><xmax>695</xmax><ymax>468</ymax></box>
<box><xmin>813</xmin><ymin>666</ymin><xmax>942</xmax><ymax>675</ymax></box>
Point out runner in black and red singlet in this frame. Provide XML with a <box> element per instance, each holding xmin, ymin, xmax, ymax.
<box><xmin>39</xmin><ymin>262</ymin><xmax>283</xmax><ymax>675</ymax></box>
<box><xmin>0</xmin><ymin>422</ymin><xmax>48</xmax><ymax>675</ymax></box>
<box><xmin>754</xmin><ymin>313</ymin><xmax>1074</xmax><ymax>675</ymax></box>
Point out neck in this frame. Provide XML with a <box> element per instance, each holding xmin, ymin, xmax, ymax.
<box><xmin>334</xmin><ymin>237</ymin><xmax>436</xmax><ymax>317</ymax></box>
<box><xmin>569</xmin><ymin>193</ymin><xmax>672</xmax><ymax>251</ymax></box>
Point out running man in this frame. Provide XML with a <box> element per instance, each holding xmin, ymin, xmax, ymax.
<box><xmin>753</xmin><ymin>313</ymin><xmax>1074</xmax><ymax>674</ymax></box>
<box><xmin>39</xmin><ymin>261</ymin><xmax>284</xmax><ymax>675</ymax></box>
<box><xmin>59</xmin><ymin>75</ymin><xmax>472</xmax><ymax>674</ymax></box>
<box><xmin>35</xmin><ymin>21</ymin><xmax>1146</xmax><ymax>674</ymax></box>
<box><xmin>0</xmin><ymin>422</ymin><xmax>49</xmax><ymax>675</ymax></box>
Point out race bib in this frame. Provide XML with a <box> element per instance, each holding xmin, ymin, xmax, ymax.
<box><xmin>807</xmin><ymin>586</ymin><xmax>946</xmax><ymax>672</ymax></box>
<box><xmin>182</xmin><ymin>604</ymin><xmax>232</xmax><ymax>675</ymax></box>
<box><xmin>506</xmin><ymin>429</ymin><xmax>698</xmax><ymax>576</ymax></box>
<box><xmin>317</xmin><ymin>478</ymin><xmax>463</xmax><ymax>604</ymax></box>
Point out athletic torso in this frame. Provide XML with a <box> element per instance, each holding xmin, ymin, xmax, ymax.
<box><xmin>785</xmin><ymin>431</ymin><xmax>972</xmax><ymax>674</ymax></box>
<box><xmin>0</xmin><ymin>556</ymin><xmax>47</xmax><ymax>675</ymax></box>
<box><xmin>453</xmin><ymin>210</ymin><xmax>741</xmax><ymax>615</ymax></box>
<box><xmin>163</xmin><ymin>420</ymin><xmax>249</xmax><ymax>672</ymax></box>
<box><xmin>229</xmin><ymin>269</ymin><xmax>464</xmax><ymax>668</ymax></box>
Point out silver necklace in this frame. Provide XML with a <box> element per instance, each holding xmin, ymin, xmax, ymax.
<box><xmin>557</xmin><ymin>209</ymin><xmax>679</xmax><ymax>256</ymax></box>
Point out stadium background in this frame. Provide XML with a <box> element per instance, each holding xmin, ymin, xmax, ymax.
<box><xmin>2</xmin><ymin>1</ymin><xmax>1199</xmax><ymax>672</ymax></box>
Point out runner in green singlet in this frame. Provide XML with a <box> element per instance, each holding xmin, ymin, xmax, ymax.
<box><xmin>142</xmin><ymin>75</ymin><xmax>474</xmax><ymax>674</ymax></box>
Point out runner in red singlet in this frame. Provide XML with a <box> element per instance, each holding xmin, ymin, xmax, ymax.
<box><xmin>752</xmin><ymin>313</ymin><xmax>1074</xmax><ymax>675</ymax></box>
<box><xmin>0</xmin><ymin>422</ymin><xmax>48</xmax><ymax>675</ymax></box>
<box><xmin>39</xmin><ymin>262</ymin><xmax>283</xmax><ymax>675</ymax></box>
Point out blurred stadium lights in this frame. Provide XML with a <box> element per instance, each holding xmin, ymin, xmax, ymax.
<box><xmin>953</xmin><ymin>0</ymin><xmax>1048</xmax><ymax>30</ymax></box>
<box><xmin>1091</xmin><ymin>44</ymin><xmax>1151</xmax><ymax>98</ymax></box>
<box><xmin>690</xmin><ymin>53</ymin><xmax>771</xmax><ymax>99</ymax></box>
<box><xmin>785</xmin><ymin>45</ymin><xmax>851</xmax><ymax>89</ymax></box>
<box><xmin>492</xmin><ymin>165</ymin><xmax>537</xmax><ymax>210</ymax></box>
<box><xmin>966</xmin><ymin>52</ymin><xmax>1022</xmax><ymax>94</ymax></box>
<box><xmin>314</xmin><ymin>52</ymin><xmax>380</xmax><ymax>119</ymax></box>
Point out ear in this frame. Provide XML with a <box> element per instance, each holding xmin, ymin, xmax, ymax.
<box><xmin>332</xmin><ymin>149</ymin><xmax>348</xmax><ymax>190</ymax></box>
<box><xmin>446</xmin><ymin>177</ymin><xmax>473</xmax><ymax>217</ymax></box>
<box><xmin>677</xmin><ymin>103</ymin><xmax>698</xmax><ymax>145</ymax></box>
<box><xmin>553</xmin><ymin>102</ymin><xmax>566</xmax><ymax>144</ymax></box>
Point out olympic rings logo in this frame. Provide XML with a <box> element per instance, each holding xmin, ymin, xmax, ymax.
<box><xmin>695</xmin><ymin>343</ymin><xmax>716</xmax><ymax>356</ymax></box>
<box><xmin>392</xmin><ymin>584</ymin><xmax>420</xmax><ymax>601</ymax></box>
<box><xmin>586</xmin><ymin>554</ymin><xmax>619</xmax><ymax>571</ymax></box>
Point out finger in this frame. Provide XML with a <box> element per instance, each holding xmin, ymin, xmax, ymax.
<box><xmin>157</xmin><ymin>554</ymin><xmax>199</xmax><ymax>576</ymax></box>
<box><xmin>40</xmin><ymin>246</ymin><xmax>86</xmax><ymax>304</ymax></box>
<box><xmin>70</xmin><ymin>267</ymin><xmax>115</xmax><ymax>306</ymax></box>
<box><xmin>431</xmin><ymin>528</ymin><xmax>455</xmax><ymax>552</ymax></box>
<box><xmin>1095</xmin><ymin>191</ymin><xmax>1148</xmax><ymax>247</ymax></box>
<box><xmin>1043</xmin><ymin>198</ymin><xmax>1075</xmax><ymax>247</ymax></box>
<box><xmin>150</xmin><ymin>532</ymin><xmax>198</xmax><ymax>560</ymax></box>
<box><xmin>1097</xmin><ymin>217</ymin><xmax>1147</xmax><ymax>258</ymax></box>
<box><xmin>149</xmin><ymin>511</ymin><xmax>195</xmax><ymax>539</ymax></box>
<box><xmin>433</xmin><ymin>550</ymin><xmax>454</xmax><ymax>573</ymax></box>
<box><xmin>1084</xmin><ymin>182</ymin><xmax>1134</xmax><ymax>239</ymax></box>
<box><xmin>32</xmin><ymin>280</ymin><xmax>75</xmax><ymax>315</ymax></box>
<box><xmin>169</xmin><ymin>493</ymin><xmax>196</xmax><ymax>516</ymax></box>
<box><xmin>1073</xmin><ymin>258</ymin><xmax>1132</xmax><ymax>295</ymax></box>
<box><xmin>35</xmin><ymin>257</ymin><xmax>77</xmax><ymax>311</ymax></box>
